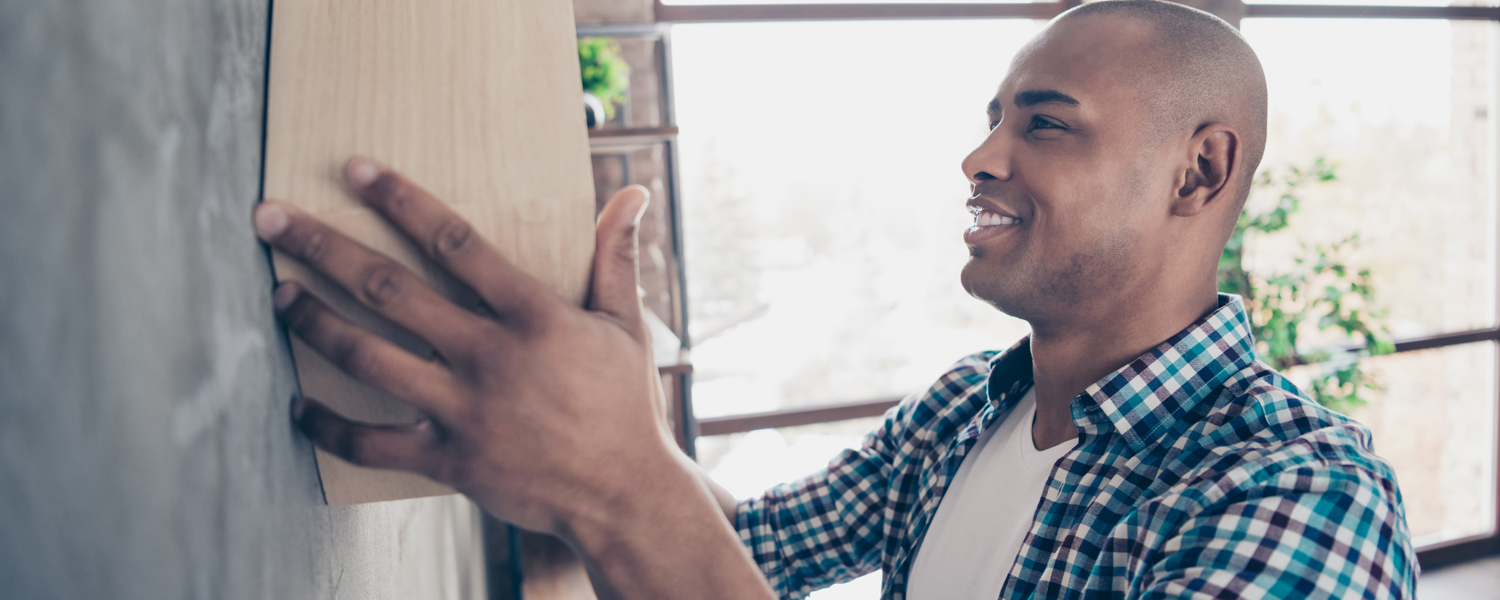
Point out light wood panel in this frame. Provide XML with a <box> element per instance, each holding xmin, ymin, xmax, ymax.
<box><xmin>263</xmin><ymin>0</ymin><xmax>595</xmax><ymax>506</ymax></box>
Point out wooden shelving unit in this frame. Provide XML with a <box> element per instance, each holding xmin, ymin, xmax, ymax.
<box><xmin>488</xmin><ymin>23</ymin><xmax>697</xmax><ymax>600</ymax></box>
<box><xmin>587</xmin><ymin>125</ymin><xmax>678</xmax><ymax>153</ymax></box>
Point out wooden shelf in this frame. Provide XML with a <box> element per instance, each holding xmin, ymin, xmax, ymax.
<box><xmin>657</xmin><ymin>348</ymin><xmax>692</xmax><ymax>375</ymax></box>
<box><xmin>588</xmin><ymin>125</ymin><xmax>678</xmax><ymax>153</ymax></box>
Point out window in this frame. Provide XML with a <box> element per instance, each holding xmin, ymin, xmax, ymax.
<box><xmin>647</xmin><ymin>0</ymin><xmax>1500</xmax><ymax>575</ymax></box>
<box><xmin>1242</xmin><ymin>16</ymin><xmax>1499</xmax><ymax>548</ymax></box>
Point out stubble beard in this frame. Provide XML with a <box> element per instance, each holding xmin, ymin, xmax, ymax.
<box><xmin>963</xmin><ymin>230</ymin><xmax>1137</xmax><ymax>327</ymax></box>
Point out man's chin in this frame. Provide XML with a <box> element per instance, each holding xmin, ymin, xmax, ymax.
<box><xmin>961</xmin><ymin>262</ymin><xmax>1023</xmax><ymax>317</ymax></box>
<box><xmin>960</xmin><ymin>259</ymin><xmax>1044</xmax><ymax>321</ymax></box>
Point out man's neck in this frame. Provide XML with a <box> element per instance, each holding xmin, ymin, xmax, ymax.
<box><xmin>1026</xmin><ymin>290</ymin><xmax>1220</xmax><ymax>450</ymax></box>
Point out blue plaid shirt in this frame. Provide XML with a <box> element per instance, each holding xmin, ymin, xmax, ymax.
<box><xmin>735</xmin><ymin>295</ymin><xmax>1415</xmax><ymax>599</ymax></box>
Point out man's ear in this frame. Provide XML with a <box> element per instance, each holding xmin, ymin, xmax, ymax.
<box><xmin>1172</xmin><ymin>124</ymin><xmax>1239</xmax><ymax>217</ymax></box>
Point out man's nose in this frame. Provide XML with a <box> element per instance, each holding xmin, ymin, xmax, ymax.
<box><xmin>962</xmin><ymin>126</ymin><xmax>1014</xmax><ymax>185</ymax></box>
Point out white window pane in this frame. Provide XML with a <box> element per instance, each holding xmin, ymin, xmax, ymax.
<box><xmin>697</xmin><ymin>417</ymin><xmax>882</xmax><ymax>497</ymax></box>
<box><xmin>681</xmin><ymin>17</ymin><xmax>1500</xmax><ymax>552</ymax></box>
<box><xmin>675</xmin><ymin>20</ymin><xmax>1037</xmax><ymax>417</ymax></box>
<box><xmin>1286</xmin><ymin>342</ymin><xmax>1497</xmax><ymax>545</ymax></box>
<box><xmin>1242</xmin><ymin>19</ymin><xmax>1497</xmax><ymax>340</ymax></box>
<box><xmin>808</xmin><ymin>572</ymin><xmax>883</xmax><ymax>599</ymax></box>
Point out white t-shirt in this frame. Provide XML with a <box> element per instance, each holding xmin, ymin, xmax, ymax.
<box><xmin>905</xmin><ymin>389</ymin><xmax>1076</xmax><ymax>599</ymax></box>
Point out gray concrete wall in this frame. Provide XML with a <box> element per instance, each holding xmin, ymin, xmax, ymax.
<box><xmin>0</xmin><ymin>2</ymin><xmax>487</xmax><ymax>598</ymax></box>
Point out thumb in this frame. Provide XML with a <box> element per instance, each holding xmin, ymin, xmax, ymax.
<box><xmin>588</xmin><ymin>184</ymin><xmax>650</xmax><ymax>338</ymax></box>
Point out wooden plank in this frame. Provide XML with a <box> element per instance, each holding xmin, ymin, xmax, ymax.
<box><xmin>263</xmin><ymin>0</ymin><xmax>594</xmax><ymax>505</ymax></box>
<box><xmin>587</xmin><ymin>126</ymin><xmax>679</xmax><ymax>154</ymax></box>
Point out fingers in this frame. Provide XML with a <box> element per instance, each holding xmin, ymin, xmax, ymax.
<box><xmin>292</xmin><ymin>397</ymin><xmax>447</xmax><ymax>476</ymax></box>
<box><xmin>587</xmin><ymin>185</ymin><xmax>651</xmax><ymax>339</ymax></box>
<box><xmin>342</xmin><ymin>157</ymin><xmax>559</xmax><ymax>322</ymax></box>
<box><xmin>255</xmin><ymin>198</ymin><xmax>489</xmax><ymax>355</ymax></box>
<box><xmin>275</xmin><ymin>282</ymin><xmax>462</xmax><ymax>416</ymax></box>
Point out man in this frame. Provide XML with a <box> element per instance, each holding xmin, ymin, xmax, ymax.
<box><xmin>252</xmin><ymin>1</ymin><xmax>1415</xmax><ymax>597</ymax></box>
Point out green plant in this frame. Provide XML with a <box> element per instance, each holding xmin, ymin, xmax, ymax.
<box><xmin>1218</xmin><ymin>158</ymin><xmax>1393</xmax><ymax>413</ymax></box>
<box><xmin>578</xmin><ymin>37</ymin><xmax>630</xmax><ymax>120</ymax></box>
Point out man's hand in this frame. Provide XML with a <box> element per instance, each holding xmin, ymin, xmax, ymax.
<box><xmin>254</xmin><ymin>157</ymin><xmax>772</xmax><ymax>599</ymax></box>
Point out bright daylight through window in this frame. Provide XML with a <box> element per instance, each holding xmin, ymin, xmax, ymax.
<box><xmin>1241</xmin><ymin>17</ymin><xmax>1498</xmax><ymax>546</ymax></box>
<box><xmin>671</xmin><ymin>11</ymin><xmax>1498</xmax><ymax>595</ymax></box>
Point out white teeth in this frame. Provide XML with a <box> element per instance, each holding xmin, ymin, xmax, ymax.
<box><xmin>973</xmin><ymin>210</ymin><xmax>1020</xmax><ymax>227</ymax></box>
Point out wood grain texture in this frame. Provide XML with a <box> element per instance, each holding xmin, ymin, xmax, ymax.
<box><xmin>263</xmin><ymin>0</ymin><xmax>594</xmax><ymax>505</ymax></box>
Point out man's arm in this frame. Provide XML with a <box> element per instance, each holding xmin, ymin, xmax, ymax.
<box><xmin>254</xmin><ymin>157</ymin><xmax>773</xmax><ymax>600</ymax></box>
<box><xmin>1135</xmin><ymin>462</ymin><xmax>1415</xmax><ymax>599</ymax></box>
<box><xmin>684</xmin><ymin>454</ymin><xmax>741</xmax><ymax>524</ymax></box>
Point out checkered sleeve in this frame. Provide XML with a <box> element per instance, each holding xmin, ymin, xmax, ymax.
<box><xmin>732</xmin><ymin>351</ymin><xmax>997</xmax><ymax>598</ymax></box>
<box><xmin>1135</xmin><ymin>439</ymin><xmax>1416</xmax><ymax>598</ymax></box>
<box><xmin>734</xmin><ymin>420</ymin><xmax>895</xmax><ymax>599</ymax></box>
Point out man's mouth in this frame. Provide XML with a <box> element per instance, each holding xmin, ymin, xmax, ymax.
<box><xmin>969</xmin><ymin>207</ymin><xmax>1022</xmax><ymax>228</ymax></box>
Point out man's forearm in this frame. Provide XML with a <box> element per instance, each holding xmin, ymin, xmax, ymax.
<box><xmin>679</xmin><ymin>452</ymin><xmax>740</xmax><ymax>525</ymax></box>
<box><xmin>567</xmin><ymin>453</ymin><xmax>770</xmax><ymax>600</ymax></box>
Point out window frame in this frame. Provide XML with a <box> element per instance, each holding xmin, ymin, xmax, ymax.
<box><xmin>652</xmin><ymin>0</ymin><xmax>1500</xmax><ymax>568</ymax></box>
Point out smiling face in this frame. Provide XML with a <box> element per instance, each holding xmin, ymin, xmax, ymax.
<box><xmin>960</xmin><ymin>14</ymin><xmax>1190</xmax><ymax>325</ymax></box>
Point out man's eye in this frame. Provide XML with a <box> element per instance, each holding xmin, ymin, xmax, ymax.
<box><xmin>988</xmin><ymin>120</ymin><xmax>1000</xmax><ymax>131</ymax></box>
<box><xmin>1028</xmin><ymin>116</ymin><xmax>1062</xmax><ymax>131</ymax></box>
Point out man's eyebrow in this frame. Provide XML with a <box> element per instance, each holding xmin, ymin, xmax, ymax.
<box><xmin>987</xmin><ymin>98</ymin><xmax>1002</xmax><ymax>116</ymax></box>
<box><xmin>1014</xmin><ymin>89</ymin><xmax>1080</xmax><ymax>108</ymax></box>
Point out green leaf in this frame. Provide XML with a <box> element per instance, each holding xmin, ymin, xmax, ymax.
<box><xmin>578</xmin><ymin>37</ymin><xmax>631</xmax><ymax>120</ymax></box>
<box><xmin>1225</xmin><ymin>157</ymin><xmax>1384</xmax><ymax>411</ymax></box>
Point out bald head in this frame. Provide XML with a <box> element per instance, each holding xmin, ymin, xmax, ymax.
<box><xmin>1059</xmin><ymin>0</ymin><xmax>1269</xmax><ymax>211</ymax></box>
<box><xmin>960</xmin><ymin>1</ymin><xmax>1271</xmax><ymax>324</ymax></box>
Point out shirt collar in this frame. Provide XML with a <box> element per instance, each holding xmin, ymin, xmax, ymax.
<box><xmin>986</xmin><ymin>294</ymin><xmax>1258</xmax><ymax>452</ymax></box>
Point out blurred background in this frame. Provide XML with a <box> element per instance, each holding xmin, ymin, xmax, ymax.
<box><xmin>576</xmin><ymin>0</ymin><xmax>1500</xmax><ymax>596</ymax></box>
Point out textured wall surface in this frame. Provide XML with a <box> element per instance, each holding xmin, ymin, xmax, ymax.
<box><xmin>0</xmin><ymin>2</ymin><xmax>486</xmax><ymax>598</ymax></box>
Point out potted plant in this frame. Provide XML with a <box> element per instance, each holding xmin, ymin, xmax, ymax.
<box><xmin>578</xmin><ymin>37</ymin><xmax>630</xmax><ymax>128</ymax></box>
<box><xmin>1219</xmin><ymin>158</ymin><xmax>1393</xmax><ymax>413</ymax></box>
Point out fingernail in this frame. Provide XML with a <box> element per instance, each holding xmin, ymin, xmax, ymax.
<box><xmin>629</xmin><ymin>185</ymin><xmax>651</xmax><ymax>224</ymax></box>
<box><xmin>272</xmin><ymin>282</ymin><xmax>301</xmax><ymax>311</ymax></box>
<box><xmin>635</xmin><ymin>197</ymin><xmax>651</xmax><ymax>224</ymax></box>
<box><xmin>255</xmin><ymin>204</ymin><xmax>288</xmax><ymax>238</ymax></box>
<box><xmin>347</xmin><ymin>157</ymin><xmax>380</xmax><ymax>188</ymax></box>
